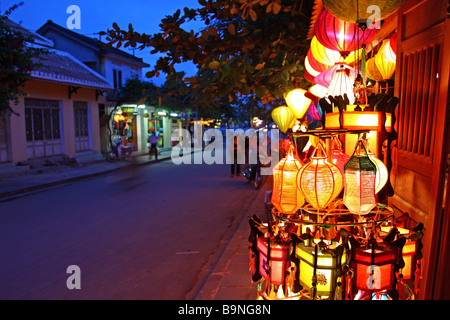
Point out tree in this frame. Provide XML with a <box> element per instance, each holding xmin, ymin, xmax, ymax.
<box><xmin>0</xmin><ymin>2</ymin><xmax>47</xmax><ymax>114</ymax></box>
<box><xmin>102</xmin><ymin>0</ymin><xmax>315</xmax><ymax>108</ymax></box>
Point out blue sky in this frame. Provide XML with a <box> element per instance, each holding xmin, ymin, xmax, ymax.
<box><xmin>1</xmin><ymin>0</ymin><xmax>204</xmax><ymax>85</ymax></box>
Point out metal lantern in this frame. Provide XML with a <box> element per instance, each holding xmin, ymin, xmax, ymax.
<box><xmin>314</xmin><ymin>9</ymin><xmax>378</xmax><ymax>57</ymax></box>
<box><xmin>296</xmin><ymin>241</ymin><xmax>347</xmax><ymax>299</ymax></box>
<box><xmin>353</xmin><ymin>240</ymin><xmax>398</xmax><ymax>292</ymax></box>
<box><xmin>297</xmin><ymin>142</ymin><xmax>343</xmax><ymax>210</ymax></box>
<box><xmin>257</xmin><ymin>236</ymin><xmax>289</xmax><ymax>286</ymax></box>
<box><xmin>343</xmin><ymin>140</ymin><xmax>377</xmax><ymax>215</ymax></box>
<box><xmin>271</xmin><ymin>145</ymin><xmax>305</xmax><ymax>214</ymax></box>
<box><xmin>271</xmin><ymin>106</ymin><xmax>296</xmax><ymax>134</ymax></box>
<box><xmin>284</xmin><ymin>88</ymin><xmax>312</xmax><ymax>120</ymax></box>
<box><xmin>375</xmin><ymin>40</ymin><xmax>396</xmax><ymax>81</ymax></box>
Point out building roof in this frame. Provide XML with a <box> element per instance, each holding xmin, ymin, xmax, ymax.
<box><xmin>3</xmin><ymin>18</ymin><xmax>113</xmax><ymax>91</ymax></box>
<box><xmin>36</xmin><ymin>20</ymin><xmax>150</xmax><ymax>68</ymax></box>
<box><xmin>30</xmin><ymin>48</ymin><xmax>114</xmax><ymax>90</ymax></box>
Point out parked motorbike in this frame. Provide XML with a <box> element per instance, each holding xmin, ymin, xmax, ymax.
<box><xmin>106</xmin><ymin>138</ymin><xmax>133</xmax><ymax>161</ymax></box>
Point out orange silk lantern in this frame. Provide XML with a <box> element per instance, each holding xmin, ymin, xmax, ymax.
<box><xmin>272</xmin><ymin>145</ymin><xmax>305</xmax><ymax>214</ymax></box>
<box><xmin>271</xmin><ymin>106</ymin><xmax>295</xmax><ymax>134</ymax></box>
<box><xmin>331</xmin><ymin>137</ymin><xmax>350</xmax><ymax>175</ymax></box>
<box><xmin>284</xmin><ymin>88</ymin><xmax>312</xmax><ymax>120</ymax></box>
<box><xmin>343</xmin><ymin>140</ymin><xmax>377</xmax><ymax>215</ymax></box>
<box><xmin>297</xmin><ymin>142</ymin><xmax>343</xmax><ymax>210</ymax></box>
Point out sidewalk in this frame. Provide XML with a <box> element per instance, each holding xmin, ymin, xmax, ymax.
<box><xmin>0</xmin><ymin>149</ymin><xmax>173</xmax><ymax>201</ymax></box>
<box><xmin>194</xmin><ymin>175</ymin><xmax>273</xmax><ymax>300</ymax></box>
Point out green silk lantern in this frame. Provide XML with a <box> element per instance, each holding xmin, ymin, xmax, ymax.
<box><xmin>343</xmin><ymin>140</ymin><xmax>378</xmax><ymax>215</ymax></box>
<box><xmin>271</xmin><ymin>106</ymin><xmax>296</xmax><ymax>134</ymax></box>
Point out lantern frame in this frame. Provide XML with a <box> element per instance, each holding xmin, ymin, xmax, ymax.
<box><xmin>257</xmin><ymin>236</ymin><xmax>289</xmax><ymax>286</ymax></box>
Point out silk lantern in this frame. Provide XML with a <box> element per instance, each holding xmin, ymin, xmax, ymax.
<box><xmin>296</xmin><ymin>241</ymin><xmax>347</xmax><ymax>298</ymax></box>
<box><xmin>327</xmin><ymin>65</ymin><xmax>355</xmax><ymax>103</ymax></box>
<box><xmin>315</xmin><ymin>63</ymin><xmax>356</xmax><ymax>89</ymax></box>
<box><xmin>272</xmin><ymin>106</ymin><xmax>295</xmax><ymax>134</ymax></box>
<box><xmin>322</xmin><ymin>0</ymin><xmax>406</xmax><ymax>23</ymax></box>
<box><xmin>284</xmin><ymin>88</ymin><xmax>312</xmax><ymax>119</ymax></box>
<box><xmin>343</xmin><ymin>140</ymin><xmax>377</xmax><ymax>215</ymax></box>
<box><xmin>272</xmin><ymin>145</ymin><xmax>305</xmax><ymax>214</ymax></box>
<box><xmin>366</xmin><ymin>57</ymin><xmax>384</xmax><ymax>82</ymax></box>
<box><xmin>297</xmin><ymin>142</ymin><xmax>343</xmax><ymax>210</ymax></box>
<box><xmin>368</xmin><ymin>152</ymin><xmax>388</xmax><ymax>194</ymax></box>
<box><xmin>307</xmin><ymin>101</ymin><xmax>322</xmax><ymax>121</ymax></box>
<box><xmin>331</xmin><ymin>137</ymin><xmax>350</xmax><ymax>175</ymax></box>
<box><xmin>314</xmin><ymin>9</ymin><xmax>378</xmax><ymax>57</ymax></box>
<box><xmin>375</xmin><ymin>41</ymin><xmax>396</xmax><ymax>80</ymax></box>
<box><xmin>311</xmin><ymin>36</ymin><xmax>343</xmax><ymax>66</ymax></box>
<box><xmin>383</xmin><ymin>38</ymin><xmax>396</xmax><ymax>63</ymax></box>
<box><xmin>309</xmin><ymin>84</ymin><xmax>328</xmax><ymax>98</ymax></box>
<box><xmin>306</xmin><ymin>49</ymin><xmax>330</xmax><ymax>77</ymax></box>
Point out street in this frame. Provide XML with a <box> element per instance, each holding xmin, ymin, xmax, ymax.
<box><xmin>0</xmin><ymin>155</ymin><xmax>261</xmax><ymax>300</ymax></box>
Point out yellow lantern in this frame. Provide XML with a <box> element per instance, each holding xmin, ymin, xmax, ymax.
<box><xmin>296</xmin><ymin>241</ymin><xmax>347</xmax><ymax>299</ymax></box>
<box><xmin>366</xmin><ymin>57</ymin><xmax>384</xmax><ymax>82</ymax></box>
<box><xmin>326</xmin><ymin>65</ymin><xmax>355</xmax><ymax>103</ymax></box>
<box><xmin>271</xmin><ymin>106</ymin><xmax>295</xmax><ymax>134</ymax></box>
<box><xmin>297</xmin><ymin>142</ymin><xmax>343</xmax><ymax>210</ymax></box>
<box><xmin>310</xmin><ymin>36</ymin><xmax>342</xmax><ymax>66</ymax></box>
<box><xmin>271</xmin><ymin>145</ymin><xmax>305</xmax><ymax>214</ymax></box>
<box><xmin>375</xmin><ymin>41</ymin><xmax>396</xmax><ymax>81</ymax></box>
<box><xmin>368</xmin><ymin>152</ymin><xmax>388</xmax><ymax>194</ymax></box>
<box><xmin>284</xmin><ymin>88</ymin><xmax>312</xmax><ymax>120</ymax></box>
<box><xmin>308</xmin><ymin>84</ymin><xmax>328</xmax><ymax>98</ymax></box>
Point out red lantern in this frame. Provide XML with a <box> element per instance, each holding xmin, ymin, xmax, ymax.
<box><xmin>257</xmin><ymin>237</ymin><xmax>289</xmax><ymax>285</ymax></box>
<box><xmin>353</xmin><ymin>241</ymin><xmax>398</xmax><ymax>292</ymax></box>
<box><xmin>271</xmin><ymin>145</ymin><xmax>305</xmax><ymax>214</ymax></box>
<box><xmin>306</xmin><ymin>49</ymin><xmax>331</xmax><ymax>77</ymax></box>
<box><xmin>331</xmin><ymin>136</ymin><xmax>350</xmax><ymax>175</ymax></box>
<box><xmin>314</xmin><ymin>9</ymin><xmax>378</xmax><ymax>57</ymax></box>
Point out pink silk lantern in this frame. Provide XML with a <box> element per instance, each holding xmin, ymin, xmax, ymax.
<box><xmin>314</xmin><ymin>9</ymin><xmax>378</xmax><ymax>57</ymax></box>
<box><xmin>315</xmin><ymin>63</ymin><xmax>356</xmax><ymax>88</ymax></box>
<box><xmin>307</xmin><ymin>101</ymin><xmax>322</xmax><ymax>121</ymax></box>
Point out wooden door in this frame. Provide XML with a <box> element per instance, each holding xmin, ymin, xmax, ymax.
<box><xmin>390</xmin><ymin>0</ymin><xmax>450</xmax><ymax>299</ymax></box>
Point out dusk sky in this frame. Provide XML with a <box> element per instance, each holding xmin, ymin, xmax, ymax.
<box><xmin>1</xmin><ymin>0</ymin><xmax>205</xmax><ymax>85</ymax></box>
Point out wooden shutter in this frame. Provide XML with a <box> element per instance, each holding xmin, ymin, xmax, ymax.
<box><xmin>390</xmin><ymin>0</ymin><xmax>450</xmax><ymax>299</ymax></box>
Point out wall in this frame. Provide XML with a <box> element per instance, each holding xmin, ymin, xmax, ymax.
<box><xmin>7</xmin><ymin>80</ymin><xmax>102</xmax><ymax>164</ymax></box>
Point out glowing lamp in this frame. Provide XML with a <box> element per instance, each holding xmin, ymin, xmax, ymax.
<box><xmin>366</xmin><ymin>57</ymin><xmax>384</xmax><ymax>82</ymax></box>
<box><xmin>315</xmin><ymin>63</ymin><xmax>356</xmax><ymax>90</ymax></box>
<box><xmin>326</xmin><ymin>65</ymin><xmax>355</xmax><ymax>103</ymax></box>
<box><xmin>375</xmin><ymin>41</ymin><xmax>396</xmax><ymax>81</ymax></box>
<box><xmin>368</xmin><ymin>152</ymin><xmax>388</xmax><ymax>194</ymax></box>
<box><xmin>380</xmin><ymin>226</ymin><xmax>418</xmax><ymax>280</ymax></box>
<box><xmin>308</xmin><ymin>84</ymin><xmax>328</xmax><ymax>98</ymax></box>
<box><xmin>389</xmin><ymin>32</ymin><xmax>397</xmax><ymax>55</ymax></box>
<box><xmin>383</xmin><ymin>39</ymin><xmax>396</xmax><ymax>64</ymax></box>
<box><xmin>306</xmin><ymin>49</ymin><xmax>331</xmax><ymax>77</ymax></box>
<box><xmin>257</xmin><ymin>237</ymin><xmax>289</xmax><ymax>285</ymax></box>
<box><xmin>353</xmin><ymin>242</ymin><xmax>398</xmax><ymax>292</ymax></box>
<box><xmin>271</xmin><ymin>106</ymin><xmax>295</xmax><ymax>134</ymax></box>
<box><xmin>306</xmin><ymin>101</ymin><xmax>322</xmax><ymax>121</ymax></box>
<box><xmin>314</xmin><ymin>9</ymin><xmax>377</xmax><ymax>57</ymax></box>
<box><xmin>331</xmin><ymin>137</ymin><xmax>350</xmax><ymax>175</ymax></box>
<box><xmin>297</xmin><ymin>143</ymin><xmax>343</xmax><ymax>210</ymax></box>
<box><xmin>343</xmin><ymin>140</ymin><xmax>377</xmax><ymax>215</ymax></box>
<box><xmin>284</xmin><ymin>89</ymin><xmax>312</xmax><ymax>119</ymax></box>
<box><xmin>325</xmin><ymin>110</ymin><xmax>392</xmax><ymax>132</ymax></box>
<box><xmin>322</xmin><ymin>0</ymin><xmax>406</xmax><ymax>23</ymax></box>
<box><xmin>311</xmin><ymin>36</ymin><xmax>343</xmax><ymax>66</ymax></box>
<box><xmin>271</xmin><ymin>145</ymin><xmax>305</xmax><ymax>214</ymax></box>
<box><xmin>296</xmin><ymin>241</ymin><xmax>347</xmax><ymax>298</ymax></box>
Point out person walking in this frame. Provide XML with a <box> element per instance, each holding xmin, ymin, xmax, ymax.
<box><xmin>148</xmin><ymin>132</ymin><xmax>161</xmax><ymax>160</ymax></box>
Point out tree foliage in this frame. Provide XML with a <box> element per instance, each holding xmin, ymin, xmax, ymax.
<box><xmin>0</xmin><ymin>2</ymin><xmax>47</xmax><ymax>114</ymax></box>
<box><xmin>102</xmin><ymin>0</ymin><xmax>315</xmax><ymax>109</ymax></box>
